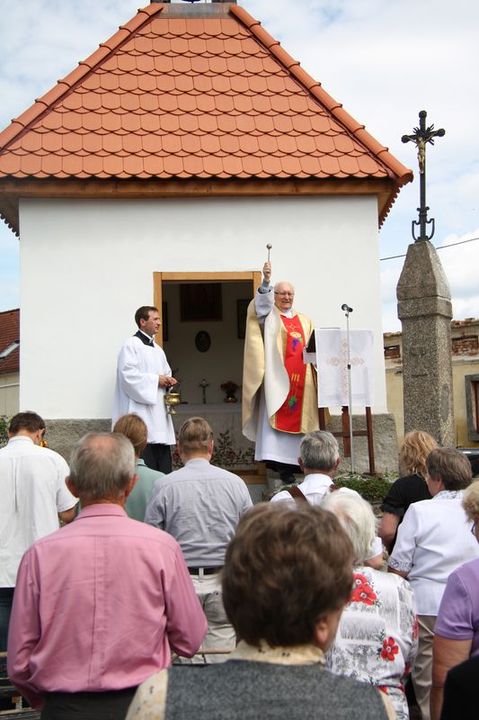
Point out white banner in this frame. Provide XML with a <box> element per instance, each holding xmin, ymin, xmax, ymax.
<box><xmin>314</xmin><ymin>328</ymin><xmax>374</xmax><ymax>408</ymax></box>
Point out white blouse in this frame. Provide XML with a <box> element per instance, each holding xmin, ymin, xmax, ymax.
<box><xmin>388</xmin><ymin>490</ymin><xmax>479</xmax><ymax>615</ymax></box>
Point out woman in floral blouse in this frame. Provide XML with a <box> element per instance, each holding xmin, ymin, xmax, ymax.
<box><xmin>323</xmin><ymin>490</ymin><xmax>417</xmax><ymax>720</ymax></box>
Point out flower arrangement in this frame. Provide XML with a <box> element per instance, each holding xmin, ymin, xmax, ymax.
<box><xmin>220</xmin><ymin>381</ymin><xmax>239</xmax><ymax>403</ymax></box>
<box><xmin>220</xmin><ymin>381</ymin><xmax>239</xmax><ymax>394</ymax></box>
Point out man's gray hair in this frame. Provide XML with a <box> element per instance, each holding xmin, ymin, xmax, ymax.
<box><xmin>300</xmin><ymin>430</ymin><xmax>339</xmax><ymax>471</ymax></box>
<box><xmin>322</xmin><ymin>490</ymin><xmax>376</xmax><ymax>566</ymax></box>
<box><xmin>69</xmin><ymin>432</ymin><xmax>135</xmax><ymax>501</ymax></box>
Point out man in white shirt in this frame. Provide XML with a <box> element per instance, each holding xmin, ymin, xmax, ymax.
<box><xmin>271</xmin><ymin>430</ymin><xmax>383</xmax><ymax>568</ymax></box>
<box><xmin>0</xmin><ymin>411</ymin><xmax>77</xmax><ymax>650</ymax></box>
<box><xmin>112</xmin><ymin>305</ymin><xmax>177</xmax><ymax>473</ymax></box>
<box><xmin>271</xmin><ymin>430</ymin><xmax>338</xmax><ymax>506</ymax></box>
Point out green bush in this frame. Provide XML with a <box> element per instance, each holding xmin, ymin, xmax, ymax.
<box><xmin>335</xmin><ymin>472</ymin><xmax>395</xmax><ymax>503</ymax></box>
<box><xmin>0</xmin><ymin>416</ymin><xmax>9</xmax><ymax>448</ymax></box>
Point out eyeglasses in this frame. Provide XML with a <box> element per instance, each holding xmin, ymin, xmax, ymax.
<box><xmin>274</xmin><ymin>292</ymin><xmax>294</xmax><ymax>297</ymax></box>
<box><xmin>471</xmin><ymin>521</ymin><xmax>477</xmax><ymax>536</ymax></box>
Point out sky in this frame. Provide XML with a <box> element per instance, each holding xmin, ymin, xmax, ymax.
<box><xmin>0</xmin><ymin>0</ymin><xmax>478</xmax><ymax>331</ymax></box>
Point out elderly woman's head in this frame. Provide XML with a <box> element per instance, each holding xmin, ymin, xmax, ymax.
<box><xmin>222</xmin><ymin>502</ymin><xmax>353</xmax><ymax>650</ymax></box>
<box><xmin>399</xmin><ymin>430</ymin><xmax>438</xmax><ymax>477</ymax></box>
<box><xmin>322</xmin><ymin>490</ymin><xmax>376</xmax><ymax>566</ymax></box>
<box><xmin>462</xmin><ymin>480</ymin><xmax>479</xmax><ymax>526</ymax></box>
<box><xmin>426</xmin><ymin>448</ymin><xmax>472</xmax><ymax>494</ymax></box>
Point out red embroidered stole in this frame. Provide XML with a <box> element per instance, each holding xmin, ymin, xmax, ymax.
<box><xmin>274</xmin><ymin>315</ymin><xmax>306</xmax><ymax>432</ymax></box>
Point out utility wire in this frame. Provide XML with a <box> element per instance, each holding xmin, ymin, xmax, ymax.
<box><xmin>380</xmin><ymin>234</ymin><xmax>479</xmax><ymax>261</ymax></box>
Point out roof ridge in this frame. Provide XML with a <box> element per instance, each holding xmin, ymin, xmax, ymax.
<box><xmin>0</xmin><ymin>4</ymin><xmax>164</xmax><ymax>153</ymax></box>
<box><xmin>230</xmin><ymin>4</ymin><xmax>412</xmax><ymax>187</ymax></box>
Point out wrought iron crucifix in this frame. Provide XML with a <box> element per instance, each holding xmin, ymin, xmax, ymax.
<box><xmin>402</xmin><ymin>110</ymin><xmax>445</xmax><ymax>242</ymax></box>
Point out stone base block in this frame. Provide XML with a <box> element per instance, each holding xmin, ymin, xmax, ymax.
<box><xmin>325</xmin><ymin>412</ymin><xmax>399</xmax><ymax>474</ymax></box>
<box><xmin>45</xmin><ymin>419</ymin><xmax>111</xmax><ymax>461</ymax></box>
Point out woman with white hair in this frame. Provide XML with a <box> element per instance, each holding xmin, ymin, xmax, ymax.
<box><xmin>323</xmin><ymin>490</ymin><xmax>417</xmax><ymax>720</ymax></box>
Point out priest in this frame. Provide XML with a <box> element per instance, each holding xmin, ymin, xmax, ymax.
<box><xmin>242</xmin><ymin>263</ymin><xmax>318</xmax><ymax>484</ymax></box>
<box><xmin>112</xmin><ymin>305</ymin><xmax>177</xmax><ymax>473</ymax></box>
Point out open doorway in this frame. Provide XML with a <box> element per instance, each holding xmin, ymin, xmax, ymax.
<box><xmin>153</xmin><ymin>271</ymin><xmax>260</xmax><ymax>405</ymax></box>
<box><xmin>153</xmin><ymin>271</ymin><xmax>266</xmax><ymax>492</ymax></box>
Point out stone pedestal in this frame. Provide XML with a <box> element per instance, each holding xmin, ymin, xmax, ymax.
<box><xmin>397</xmin><ymin>240</ymin><xmax>454</xmax><ymax>446</ymax></box>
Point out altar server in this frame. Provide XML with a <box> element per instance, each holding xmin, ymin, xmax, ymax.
<box><xmin>112</xmin><ymin>305</ymin><xmax>177</xmax><ymax>473</ymax></box>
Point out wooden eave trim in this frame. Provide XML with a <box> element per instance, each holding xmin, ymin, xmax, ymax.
<box><xmin>0</xmin><ymin>176</ymin><xmax>398</xmax><ymax>236</ymax></box>
<box><xmin>0</xmin><ymin>176</ymin><xmax>396</xmax><ymax>198</ymax></box>
<box><xmin>0</xmin><ymin>195</ymin><xmax>19</xmax><ymax>236</ymax></box>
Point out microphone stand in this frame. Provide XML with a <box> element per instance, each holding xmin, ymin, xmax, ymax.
<box><xmin>341</xmin><ymin>304</ymin><xmax>354</xmax><ymax>473</ymax></box>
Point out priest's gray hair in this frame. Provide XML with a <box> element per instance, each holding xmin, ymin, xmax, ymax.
<box><xmin>69</xmin><ymin>432</ymin><xmax>135</xmax><ymax>501</ymax></box>
<box><xmin>322</xmin><ymin>490</ymin><xmax>376</xmax><ymax>566</ymax></box>
<box><xmin>300</xmin><ymin>430</ymin><xmax>339</xmax><ymax>471</ymax></box>
<box><xmin>274</xmin><ymin>281</ymin><xmax>295</xmax><ymax>294</ymax></box>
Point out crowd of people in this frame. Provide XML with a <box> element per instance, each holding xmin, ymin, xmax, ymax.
<box><xmin>1</xmin><ymin>298</ymin><xmax>479</xmax><ymax>720</ymax></box>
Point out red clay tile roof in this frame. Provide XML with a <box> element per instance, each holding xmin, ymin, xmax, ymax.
<box><xmin>0</xmin><ymin>309</ymin><xmax>19</xmax><ymax>375</ymax></box>
<box><xmin>0</xmin><ymin>2</ymin><xmax>411</xmax><ymax>226</ymax></box>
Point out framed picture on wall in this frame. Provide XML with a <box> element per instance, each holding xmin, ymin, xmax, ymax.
<box><xmin>180</xmin><ymin>283</ymin><xmax>222</xmax><ymax>321</ymax></box>
<box><xmin>237</xmin><ymin>298</ymin><xmax>249</xmax><ymax>339</ymax></box>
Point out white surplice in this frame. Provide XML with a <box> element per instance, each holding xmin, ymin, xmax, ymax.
<box><xmin>112</xmin><ymin>336</ymin><xmax>175</xmax><ymax>445</ymax></box>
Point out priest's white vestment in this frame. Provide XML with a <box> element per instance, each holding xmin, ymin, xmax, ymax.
<box><xmin>112</xmin><ymin>336</ymin><xmax>175</xmax><ymax>445</ymax></box>
<box><xmin>242</xmin><ymin>288</ymin><xmax>317</xmax><ymax>465</ymax></box>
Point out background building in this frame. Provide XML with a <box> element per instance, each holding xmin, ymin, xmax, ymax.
<box><xmin>0</xmin><ymin>309</ymin><xmax>19</xmax><ymax>419</ymax></box>
<box><xmin>385</xmin><ymin>318</ymin><xmax>479</xmax><ymax>447</ymax></box>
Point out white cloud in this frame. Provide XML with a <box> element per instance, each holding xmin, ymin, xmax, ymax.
<box><xmin>441</xmin><ymin>233</ymin><xmax>479</xmax><ymax>300</ymax></box>
<box><xmin>381</xmin><ymin>231</ymin><xmax>479</xmax><ymax>332</ymax></box>
<box><xmin>0</xmin><ymin>1</ymin><xmax>141</xmax><ymax>124</ymax></box>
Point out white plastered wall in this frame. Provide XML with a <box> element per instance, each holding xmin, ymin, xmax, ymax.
<box><xmin>19</xmin><ymin>195</ymin><xmax>387</xmax><ymax>417</ymax></box>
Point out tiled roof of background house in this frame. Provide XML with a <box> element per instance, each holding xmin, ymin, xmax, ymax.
<box><xmin>0</xmin><ymin>2</ymin><xmax>411</xmax><ymax>231</ymax></box>
<box><xmin>0</xmin><ymin>309</ymin><xmax>19</xmax><ymax>375</ymax></box>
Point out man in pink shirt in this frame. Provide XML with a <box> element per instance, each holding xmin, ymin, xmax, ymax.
<box><xmin>7</xmin><ymin>432</ymin><xmax>207</xmax><ymax>720</ymax></box>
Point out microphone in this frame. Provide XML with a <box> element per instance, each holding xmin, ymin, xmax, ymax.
<box><xmin>341</xmin><ymin>304</ymin><xmax>353</xmax><ymax>313</ymax></box>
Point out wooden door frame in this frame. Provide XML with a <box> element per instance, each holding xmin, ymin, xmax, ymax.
<box><xmin>153</xmin><ymin>271</ymin><xmax>261</xmax><ymax>346</ymax></box>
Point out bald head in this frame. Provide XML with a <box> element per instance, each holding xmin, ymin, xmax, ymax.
<box><xmin>274</xmin><ymin>281</ymin><xmax>295</xmax><ymax>312</ymax></box>
<box><xmin>69</xmin><ymin>432</ymin><xmax>135</xmax><ymax>504</ymax></box>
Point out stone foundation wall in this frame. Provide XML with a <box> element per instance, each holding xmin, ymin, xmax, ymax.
<box><xmin>45</xmin><ymin>413</ymin><xmax>399</xmax><ymax>475</ymax></box>
<box><xmin>45</xmin><ymin>419</ymin><xmax>111</xmax><ymax>462</ymax></box>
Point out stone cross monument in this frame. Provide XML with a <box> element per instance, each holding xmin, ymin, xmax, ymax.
<box><xmin>397</xmin><ymin>111</ymin><xmax>455</xmax><ymax>446</ymax></box>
